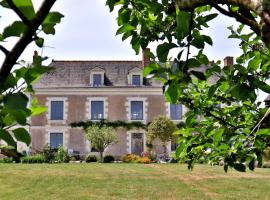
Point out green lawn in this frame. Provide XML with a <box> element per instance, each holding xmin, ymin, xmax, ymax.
<box><xmin>0</xmin><ymin>164</ymin><xmax>270</xmax><ymax>200</ymax></box>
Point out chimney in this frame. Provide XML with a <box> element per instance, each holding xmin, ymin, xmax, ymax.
<box><xmin>142</xmin><ymin>48</ymin><xmax>151</xmax><ymax>67</ymax></box>
<box><xmin>224</xmin><ymin>56</ymin><xmax>234</xmax><ymax>66</ymax></box>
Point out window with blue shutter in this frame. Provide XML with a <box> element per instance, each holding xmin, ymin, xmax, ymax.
<box><xmin>131</xmin><ymin>101</ymin><xmax>143</xmax><ymax>120</ymax></box>
<box><xmin>170</xmin><ymin>103</ymin><xmax>182</xmax><ymax>120</ymax></box>
<box><xmin>50</xmin><ymin>132</ymin><xmax>63</xmax><ymax>149</ymax></box>
<box><xmin>132</xmin><ymin>75</ymin><xmax>141</xmax><ymax>86</ymax></box>
<box><xmin>50</xmin><ymin>101</ymin><xmax>64</xmax><ymax>120</ymax></box>
<box><xmin>91</xmin><ymin>101</ymin><xmax>104</xmax><ymax>120</ymax></box>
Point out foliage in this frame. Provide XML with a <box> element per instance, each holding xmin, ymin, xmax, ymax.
<box><xmin>107</xmin><ymin>0</ymin><xmax>270</xmax><ymax>172</ymax></box>
<box><xmin>71</xmin><ymin>119</ymin><xmax>147</xmax><ymax>130</ymax></box>
<box><xmin>0</xmin><ymin>0</ymin><xmax>62</xmax><ymax>160</ymax></box>
<box><xmin>137</xmin><ymin>157</ymin><xmax>151</xmax><ymax>164</ymax></box>
<box><xmin>0</xmin><ymin>157</ymin><xmax>13</xmax><ymax>163</ymax></box>
<box><xmin>103</xmin><ymin>155</ymin><xmax>115</xmax><ymax>163</ymax></box>
<box><xmin>21</xmin><ymin>154</ymin><xmax>45</xmax><ymax>164</ymax></box>
<box><xmin>86</xmin><ymin>125</ymin><xmax>117</xmax><ymax>161</ymax></box>
<box><xmin>121</xmin><ymin>154</ymin><xmax>140</xmax><ymax>163</ymax></box>
<box><xmin>56</xmin><ymin>145</ymin><xmax>70</xmax><ymax>163</ymax></box>
<box><xmin>85</xmin><ymin>154</ymin><xmax>98</xmax><ymax>163</ymax></box>
<box><xmin>42</xmin><ymin>144</ymin><xmax>56</xmax><ymax>163</ymax></box>
<box><xmin>147</xmin><ymin>115</ymin><xmax>177</xmax><ymax>148</ymax></box>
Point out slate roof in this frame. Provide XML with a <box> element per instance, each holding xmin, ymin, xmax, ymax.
<box><xmin>34</xmin><ymin>60</ymin><xmax>160</xmax><ymax>88</ymax></box>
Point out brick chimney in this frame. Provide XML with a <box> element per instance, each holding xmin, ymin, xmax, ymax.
<box><xmin>142</xmin><ymin>48</ymin><xmax>151</xmax><ymax>67</ymax></box>
<box><xmin>224</xmin><ymin>56</ymin><xmax>234</xmax><ymax>66</ymax></box>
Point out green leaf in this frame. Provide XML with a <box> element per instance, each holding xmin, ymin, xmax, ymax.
<box><xmin>176</xmin><ymin>11</ymin><xmax>190</xmax><ymax>40</ymax></box>
<box><xmin>0</xmin><ymin>129</ymin><xmax>16</xmax><ymax>147</ymax></box>
<box><xmin>252</xmin><ymin>79</ymin><xmax>270</xmax><ymax>93</ymax></box>
<box><xmin>203</xmin><ymin>13</ymin><xmax>218</xmax><ymax>23</ymax></box>
<box><xmin>190</xmin><ymin>70</ymin><xmax>206</xmax><ymax>80</ymax></box>
<box><xmin>12</xmin><ymin>0</ymin><xmax>35</xmax><ymax>20</ymax></box>
<box><xmin>42</xmin><ymin>12</ymin><xmax>64</xmax><ymax>35</ymax></box>
<box><xmin>188</xmin><ymin>58</ymin><xmax>201</xmax><ymax>68</ymax></box>
<box><xmin>3</xmin><ymin>92</ymin><xmax>28</xmax><ymax>110</ymax></box>
<box><xmin>233</xmin><ymin>163</ymin><xmax>246</xmax><ymax>172</ymax></box>
<box><xmin>156</xmin><ymin>43</ymin><xmax>177</xmax><ymax>63</ymax></box>
<box><xmin>248</xmin><ymin>159</ymin><xmax>255</xmax><ymax>171</ymax></box>
<box><xmin>116</xmin><ymin>24</ymin><xmax>135</xmax><ymax>35</ymax></box>
<box><xmin>256</xmin><ymin>129</ymin><xmax>270</xmax><ymax>136</ymax></box>
<box><xmin>2</xmin><ymin>21</ymin><xmax>26</xmax><ymax>39</ymax></box>
<box><xmin>12</xmin><ymin>128</ymin><xmax>31</xmax><ymax>146</ymax></box>
<box><xmin>214</xmin><ymin>128</ymin><xmax>224</xmax><ymax>146</ymax></box>
<box><xmin>35</xmin><ymin>37</ymin><xmax>44</xmax><ymax>48</ymax></box>
<box><xmin>248</xmin><ymin>56</ymin><xmax>262</xmax><ymax>71</ymax></box>
<box><xmin>230</xmin><ymin>84</ymin><xmax>256</xmax><ymax>102</ymax></box>
<box><xmin>208</xmin><ymin>85</ymin><xmax>218</xmax><ymax>98</ymax></box>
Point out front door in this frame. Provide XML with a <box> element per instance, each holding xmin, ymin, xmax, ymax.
<box><xmin>131</xmin><ymin>133</ymin><xmax>144</xmax><ymax>156</ymax></box>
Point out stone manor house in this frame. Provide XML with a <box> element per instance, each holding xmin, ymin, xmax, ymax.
<box><xmin>30</xmin><ymin>52</ymin><xmax>186</xmax><ymax>158</ymax></box>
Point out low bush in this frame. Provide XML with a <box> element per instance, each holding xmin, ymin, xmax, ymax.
<box><xmin>137</xmin><ymin>157</ymin><xmax>151</xmax><ymax>164</ymax></box>
<box><xmin>103</xmin><ymin>155</ymin><xmax>115</xmax><ymax>163</ymax></box>
<box><xmin>121</xmin><ymin>154</ymin><xmax>140</xmax><ymax>163</ymax></box>
<box><xmin>85</xmin><ymin>154</ymin><xmax>97</xmax><ymax>163</ymax></box>
<box><xmin>56</xmin><ymin>145</ymin><xmax>70</xmax><ymax>163</ymax></box>
<box><xmin>0</xmin><ymin>157</ymin><xmax>13</xmax><ymax>163</ymax></box>
<box><xmin>21</xmin><ymin>154</ymin><xmax>45</xmax><ymax>164</ymax></box>
<box><xmin>42</xmin><ymin>144</ymin><xmax>56</xmax><ymax>163</ymax></box>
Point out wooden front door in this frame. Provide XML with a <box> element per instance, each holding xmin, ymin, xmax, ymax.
<box><xmin>131</xmin><ymin>133</ymin><xmax>144</xmax><ymax>156</ymax></box>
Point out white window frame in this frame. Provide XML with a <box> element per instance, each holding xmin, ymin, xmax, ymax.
<box><xmin>46</xmin><ymin>97</ymin><xmax>68</xmax><ymax>124</ymax></box>
<box><xmin>128</xmin><ymin>67</ymin><xmax>143</xmax><ymax>86</ymax></box>
<box><xmin>126</xmin><ymin>97</ymin><xmax>148</xmax><ymax>123</ymax></box>
<box><xmin>45</xmin><ymin>126</ymin><xmax>68</xmax><ymax>148</ymax></box>
<box><xmin>90</xmin><ymin>67</ymin><xmax>105</xmax><ymax>87</ymax></box>
<box><xmin>86</xmin><ymin>97</ymin><xmax>108</xmax><ymax>121</ymax></box>
<box><xmin>126</xmin><ymin>129</ymin><xmax>146</xmax><ymax>154</ymax></box>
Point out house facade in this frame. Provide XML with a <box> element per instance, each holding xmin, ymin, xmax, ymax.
<box><xmin>30</xmin><ymin>53</ymin><xmax>186</xmax><ymax>158</ymax></box>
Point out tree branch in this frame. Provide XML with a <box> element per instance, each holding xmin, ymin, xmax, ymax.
<box><xmin>5</xmin><ymin>0</ymin><xmax>31</xmax><ymax>25</ymax></box>
<box><xmin>0</xmin><ymin>0</ymin><xmax>56</xmax><ymax>85</ymax></box>
<box><xmin>0</xmin><ymin>45</ymin><xmax>9</xmax><ymax>55</ymax></box>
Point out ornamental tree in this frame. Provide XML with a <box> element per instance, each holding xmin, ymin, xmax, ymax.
<box><xmin>86</xmin><ymin>124</ymin><xmax>117</xmax><ymax>161</ymax></box>
<box><xmin>107</xmin><ymin>0</ymin><xmax>270</xmax><ymax>171</ymax></box>
<box><xmin>147</xmin><ymin>115</ymin><xmax>177</xmax><ymax>155</ymax></box>
<box><xmin>0</xmin><ymin>0</ymin><xmax>63</xmax><ymax>161</ymax></box>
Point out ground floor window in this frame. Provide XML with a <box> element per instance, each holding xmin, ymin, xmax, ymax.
<box><xmin>50</xmin><ymin>132</ymin><xmax>63</xmax><ymax>149</ymax></box>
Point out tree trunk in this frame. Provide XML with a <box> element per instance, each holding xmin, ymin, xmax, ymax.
<box><xmin>99</xmin><ymin>151</ymin><xmax>103</xmax><ymax>162</ymax></box>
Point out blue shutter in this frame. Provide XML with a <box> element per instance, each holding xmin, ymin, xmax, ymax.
<box><xmin>132</xmin><ymin>75</ymin><xmax>141</xmax><ymax>86</ymax></box>
<box><xmin>131</xmin><ymin>101</ymin><xmax>143</xmax><ymax>120</ymax></box>
<box><xmin>93</xmin><ymin>74</ymin><xmax>102</xmax><ymax>86</ymax></box>
<box><xmin>51</xmin><ymin>101</ymin><xmax>64</xmax><ymax>120</ymax></box>
<box><xmin>91</xmin><ymin>101</ymin><xmax>104</xmax><ymax>120</ymax></box>
<box><xmin>50</xmin><ymin>133</ymin><xmax>63</xmax><ymax>149</ymax></box>
<box><xmin>170</xmin><ymin>104</ymin><xmax>182</xmax><ymax>120</ymax></box>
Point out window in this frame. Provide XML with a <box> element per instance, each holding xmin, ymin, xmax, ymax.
<box><xmin>132</xmin><ymin>75</ymin><xmax>141</xmax><ymax>86</ymax></box>
<box><xmin>91</xmin><ymin>101</ymin><xmax>104</xmax><ymax>120</ymax></box>
<box><xmin>131</xmin><ymin>101</ymin><xmax>143</xmax><ymax>120</ymax></box>
<box><xmin>50</xmin><ymin>101</ymin><xmax>64</xmax><ymax>120</ymax></box>
<box><xmin>170</xmin><ymin>103</ymin><xmax>182</xmax><ymax>120</ymax></box>
<box><xmin>50</xmin><ymin>132</ymin><xmax>63</xmax><ymax>149</ymax></box>
<box><xmin>93</xmin><ymin>74</ymin><xmax>102</xmax><ymax>86</ymax></box>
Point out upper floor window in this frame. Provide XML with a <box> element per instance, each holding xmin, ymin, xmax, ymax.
<box><xmin>170</xmin><ymin>103</ymin><xmax>182</xmax><ymax>120</ymax></box>
<box><xmin>50</xmin><ymin>132</ymin><xmax>63</xmax><ymax>149</ymax></box>
<box><xmin>131</xmin><ymin>101</ymin><xmax>143</xmax><ymax>120</ymax></box>
<box><xmin>93</xmin><ymin>74</ymin><xmax>102</xmax><ymax>86</ymax></box>
<box><xmin>51</xmin><ymin>101</ymin><xmax>64</xmax><ymax>120</ymax></box>
<box><xmin>91</xmin><ymin>101</ymin><xmax>104</xmax><ymax>120</ymax></box>
<box><xmin>132</xmin><ymin>75</ymin><xmax>141</xmax><ymax>86</ymax></box>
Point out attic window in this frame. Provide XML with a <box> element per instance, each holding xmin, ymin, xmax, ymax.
<box><xmin>90</xmin><ymin>67</ymin><xmax>105</xmax><ymax>87</ymax></box>
<box><xmin>93</xmin><ymin>74</ymin><xmax>102</xmax><ymax>86</ymax></box>
<box><xmin>128</xmin><ymin>67</ymin><xmax>143</xmax><ymax>86</ymax></box>
<box><xmin>132</xmin><ymin>75</ymin><xmax>141</xmax><ymax>86</ymax></box>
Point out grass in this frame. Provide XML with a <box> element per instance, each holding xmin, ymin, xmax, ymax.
<box><xmin>0</xmin><ymin>163</ymin><xmax>270</xmax><ymax>200</ymax></box>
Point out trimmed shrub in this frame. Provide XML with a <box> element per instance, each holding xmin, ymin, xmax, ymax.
<box><xmin>121</xmin><ymin>154</ymin><xmax>140</xmax><ymax>163</ymax></box>
<box><xmin>103</xmin><ymin>155</ymin><xmax>115</xmax><ymax>163</ymax></box>
<box><xmin>56</xmin><ymin>145</ymin><xmax>70</xmax><ymax>163</ymax></box>
<box><xmin>21</xmin><ymin>154</ymin><xmax>45</xmax><ymax>164</ymax></box>
<box><xmin>85</xmin><ymin>154</ymin><xmax>97</xmax><ymax>163</ymax></box>
<box><xmin>0</xmin><ymin>157</ymin><xmax>13</xmax><ymax>163</ymax></box>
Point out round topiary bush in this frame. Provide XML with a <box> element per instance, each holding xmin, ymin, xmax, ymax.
<box><xmin>85</xmin><ymin>154</ymin><xmax>98</xmax><ymax>163</ymax></box>
<box><xmin>103</xmin><ymin>155</ymin><xmax>115</xmax><ymax>163</ymax></box>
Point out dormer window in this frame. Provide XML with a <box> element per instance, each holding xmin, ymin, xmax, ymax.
<box><xmin>128</xmin><ymin>67</ymin><xmax>143</xmax><ymax>86</ymax></box>
<box><xmin>90</xmin><ymin>67</ymin><xmax>105</xmax><ymax>87</ymax></box>
<box><xmin>132</xmin><ymin>75</ymin><xmax>141</xmax><ymax>86</ymax></box>
<box><xmin>93</xmin><ymin>74</ymin><xmax>102</xmax><ymax>86</ymax></box>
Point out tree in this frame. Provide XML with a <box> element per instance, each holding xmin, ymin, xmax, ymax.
<box><xmin>86</xmin><ymin>124</ymin><xmax>117</xmax><ymax>161</ymax></box>
<box><xmin>0</xmin><ymin>0</ymin><xmax>63</xmax><ymax>161</ymax></box>
<box><xmin>147</xmin><ymin>115</ymin><xmax>177</xmax><ymax>155</ymax></box>
<box><xmin>107</xmin><ymin>0</ymin><xmax>270</xmax><ymax>171</ymax></box>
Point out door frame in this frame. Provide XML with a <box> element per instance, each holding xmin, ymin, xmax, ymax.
<box><xmin>127</xmin><ymin>130</ymin><xmax>146</xmax><ymax>154</ymax></box>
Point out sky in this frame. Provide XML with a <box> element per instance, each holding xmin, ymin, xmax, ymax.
<box><xmin>0</xmin><ymin>0</ymin><xmax>243</xmax><ymax>63</ymax></box>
